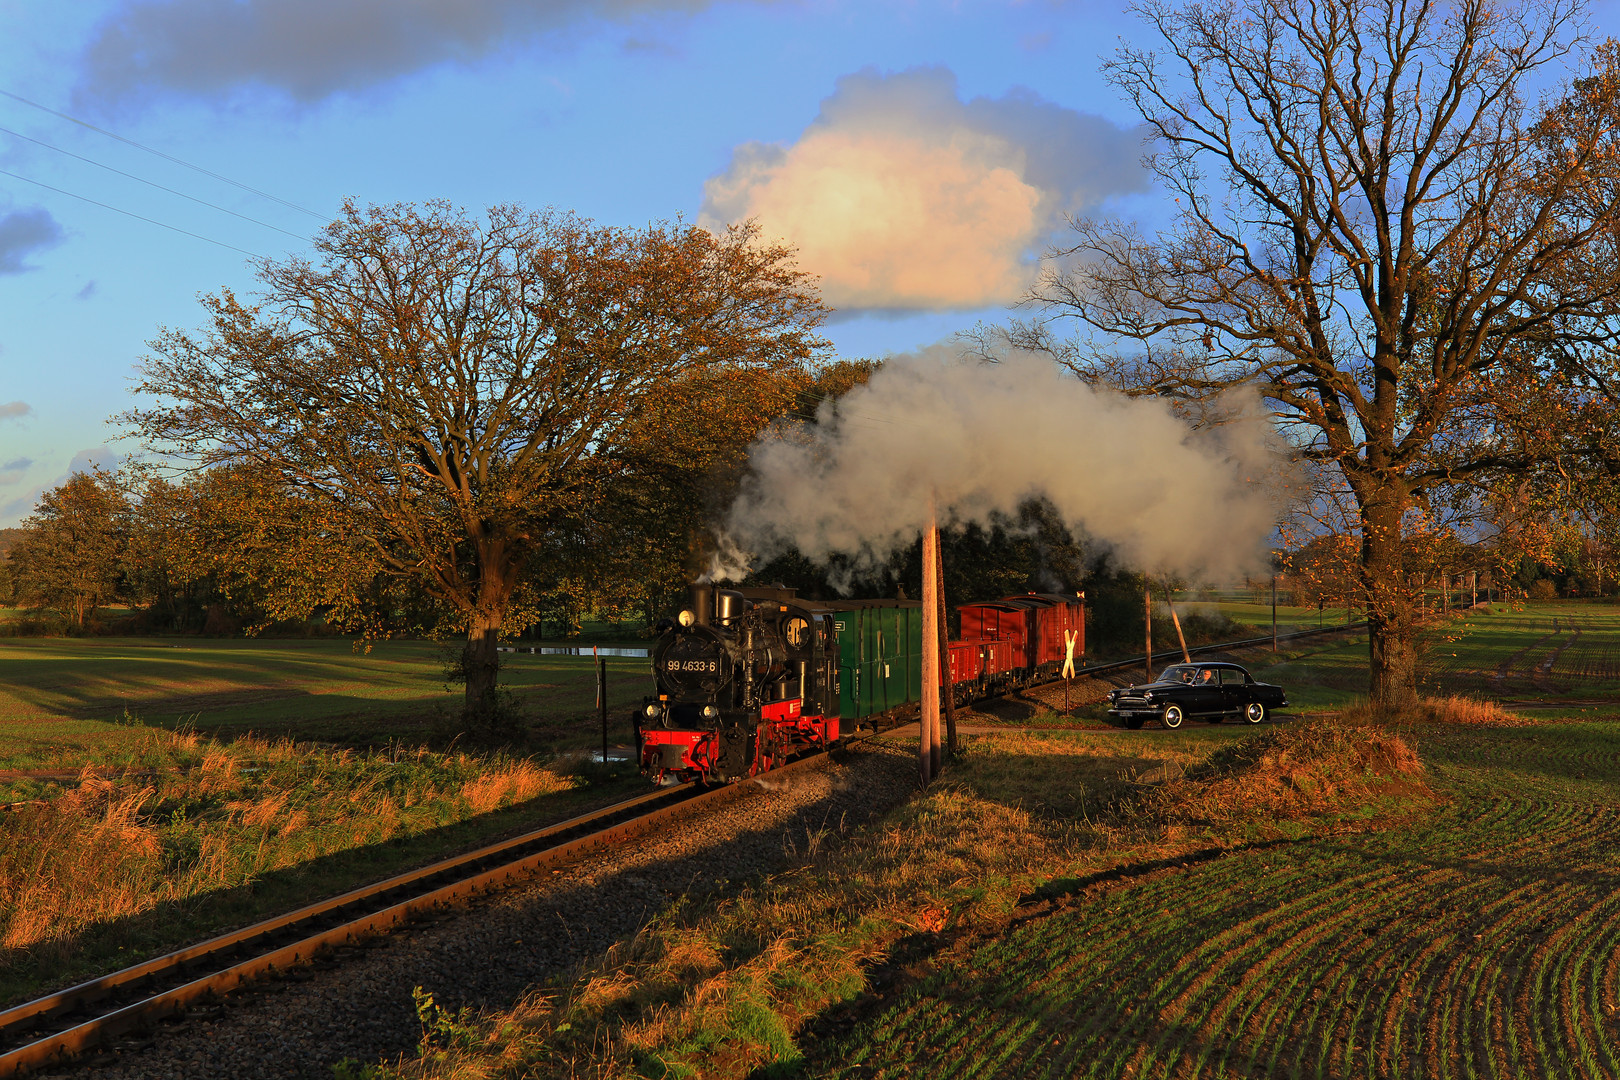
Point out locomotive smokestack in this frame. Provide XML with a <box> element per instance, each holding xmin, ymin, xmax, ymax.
<box><xmin>689</xmin><ymin>582</ymin><xmax>713</xmax><ymax>627</ymax></box>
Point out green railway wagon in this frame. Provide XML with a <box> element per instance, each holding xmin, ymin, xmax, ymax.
<box><xmin>826</xmin><ymin>599</ymin><xmax>923</xmax><ymax>722</ymax></box>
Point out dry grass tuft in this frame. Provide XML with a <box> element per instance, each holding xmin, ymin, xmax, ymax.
<box><xmin>458</xmin><ymin>760</ymin><xmax>559</xmax><ymax>814</ymax></box>
<box><xmin>1337</xmin><ymin>694</ymin><xmax>1532</xmax><ymax>727</ymax></box>
<box><xmin>1142</xmin><ymin>718</ymin><xmax>1431</xmax><ymax>834</ymax></box>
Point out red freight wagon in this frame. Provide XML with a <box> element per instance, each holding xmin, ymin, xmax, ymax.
<box><xmin>1007</xmin><ymin>593</ymin><xmax>1086</xmax><ymax>670</ymax></box>
<box><xmin>946</xmin><ymin>638</ymin><xmax>1022</xmax><ymax>693</ymax></box>
<box><xmin>979</xmin><ymin>637</ymin><xmax>1021</xmax><ymax>680</ymax></box>
<box><xmin>957</xmin><ymin>600</ymin><xmax>1029</xmax><ymax>650</ymax></box>
<box><xmin>1038</xmin><ymin>593</ymin><xmax>1086</xmax><ymax>666</ymax></box>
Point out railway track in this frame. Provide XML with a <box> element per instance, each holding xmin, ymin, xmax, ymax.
<box><xmin>0</xmin><ymin>620</ymin><xmax>1362</xmax><ymax>1075</ymax></box>
<box><xmin>0</xmin><ymin>750</ymin><xmax>835</xmax><ymax>1077</ymax></box>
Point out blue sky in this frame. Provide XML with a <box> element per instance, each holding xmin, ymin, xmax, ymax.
<box><xmin>0</xmin><ymin>1</ymin><xmax>1170</xmax><ymax>525</ymax></box>
<box><xmin>0</xmin><ymin>0</ymin><xmax>1602</xmax><ymax>527</ymax></box>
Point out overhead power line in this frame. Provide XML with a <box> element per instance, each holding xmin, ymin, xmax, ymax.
<box><xmin>0</xmin><ymin>167</ymin><xmax>263</xmax><ymax>257</ymax></box>
<box><xmin>0</xmin><ymin>125</ymin><xmax>312</xmax><ymax>244</ymax></box>
<box><xmin>0</xmin><ymin>88</ymin><xmax>327</xmax><ymax>222</ymax></box>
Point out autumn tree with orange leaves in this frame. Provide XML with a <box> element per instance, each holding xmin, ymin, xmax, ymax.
<box><xmin>1008</xmin><ymin>0</ymin><xmax>1620</xmax><ymax>706</ymax></box>
<box><xmin>7</xmin><ymin>468</ymin><xmax>128</xmax><ymax>629</ymax></box>
<box><xmin>124</xmin><ymin>201</ymin><xmax>828</xmax><ymax>720</ymax></box>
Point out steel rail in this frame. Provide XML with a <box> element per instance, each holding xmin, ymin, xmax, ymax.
<box><xmin>0</xmin><ymin>751</ymin><xmax>833</xmax><ymax>1076</ymax></box>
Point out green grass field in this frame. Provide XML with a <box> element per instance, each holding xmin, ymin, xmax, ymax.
<box><xmin>813</xmin><ymin>718</ymin><xmax>1620</xmax><ymax>1079</ymax></box>
<box><xmin>1187</xmin><ymin>595</ymin><xmax>1357</xmax><ymax>634</ymax></box>
<box><xmin>0</xmin><ymin>637</ymin><xmax>657</xmax><ymax>771</ymax></box>
<box><xmin>1226</xmin><ymin>601</ymin><xmax>1620</xmax><ymax>718</ymax></box>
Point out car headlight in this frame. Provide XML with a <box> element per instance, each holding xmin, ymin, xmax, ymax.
<box><xmin>701</xmin><ymin>705</ymin><xmax>719</xmax><ymax>720</ymax></box>
<box><xmin>1143</xmin><ymin>691</ymin><xmax>1154</xmax><ymax>702</ymax></box>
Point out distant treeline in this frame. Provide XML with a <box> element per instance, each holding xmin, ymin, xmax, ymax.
<box><xmin>0</xmin><ymin>459</ymin><xmax>1254</xmax><ymax>656</ymax></box>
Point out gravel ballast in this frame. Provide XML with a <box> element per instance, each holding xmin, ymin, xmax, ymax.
<box><xmin>61</xmin><ymin>742</ymin><xmax>917</xmax><ymax>1080</ymax></box>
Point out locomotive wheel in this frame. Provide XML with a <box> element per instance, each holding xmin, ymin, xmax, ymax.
<box><xmin>1161</xmin><ymin>704</ymin><xmax>1185</xmax><ymax>729</ymax></box>
<box><xmin>1244</xmin><ymin>701</ymin><xmax>1268</xmax><ymax>724</ymax></box>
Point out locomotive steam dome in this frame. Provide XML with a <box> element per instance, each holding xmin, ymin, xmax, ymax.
<box><xmin>655</xmin><ymin>627</ymin><xmax>732</xmax><ymax>698</ymax></box>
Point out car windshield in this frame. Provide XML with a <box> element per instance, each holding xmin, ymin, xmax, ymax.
<box><xmin>1160</xmin><ymin>665</ymin><xmax>1198</xmax><ymax>684</ymax></box>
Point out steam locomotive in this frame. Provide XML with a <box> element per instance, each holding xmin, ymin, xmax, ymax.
<box><xmin>635</xmin><ymin>582</ymin><xmax>1085</xmax><ymax>784</ymax></box>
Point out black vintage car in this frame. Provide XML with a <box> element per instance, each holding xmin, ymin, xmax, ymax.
<box><xmin>1107</xmin><ymin>662</ymin><xmax>1288</xmax><ymax>729</ymax></box>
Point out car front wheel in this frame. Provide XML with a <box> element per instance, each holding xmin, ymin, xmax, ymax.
<box><xmin>1244</xmin><ymin>701</ymin><xmax>1267</xmax><ymax>724</ymax></box>
<box><xmin>1161</xmin><ymin>704</ymin><xmax>1185</xmax><ymax>729</ymax></box>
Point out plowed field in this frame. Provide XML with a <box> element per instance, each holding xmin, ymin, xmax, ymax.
<box><xmin>819</xmin><ymin>722</ymin><xmax>1620</xmax><ymax>1079</ymax></box>
<box><xmin>1417</xmin><ymin>604</ymin><xmax>1620</xmax><ymax>700</ymax></box>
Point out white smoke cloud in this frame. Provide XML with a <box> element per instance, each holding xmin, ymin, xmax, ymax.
<box><xmin>718</xmin><ymin>348</ymin><xmax>1281</xmax><ymax>587</ymax></box>
<box><xmin>700</xmin><ymin>67</ymin><xmax>1150</xmax><ymax>312</ymax></box>
<box><xmin>78</xmin><ymin>0</ymin><xmax>753</xmax><ymax>103</ymax></box>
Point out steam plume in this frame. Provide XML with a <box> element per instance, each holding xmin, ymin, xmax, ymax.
<box><xmin>716</xmin><ymin>349</ymin><xmax>1281</xmax><ymax>587</ymax></box>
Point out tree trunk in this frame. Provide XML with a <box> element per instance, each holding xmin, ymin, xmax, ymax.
<box><xmin>1361</xmin><ymin>497</ymin><xmax>1418</xmax><ymax>709</ymax></box>
<box><xmin>462</xmin><ymin>542</ymin><xmax>515</xmax><ymax>718</ymax></box>
<box><xmin>464</xmin><ymin>610</ymin><xmax>502</xmax><ymax>717</ymax></box>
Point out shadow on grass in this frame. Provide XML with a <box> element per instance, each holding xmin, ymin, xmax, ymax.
<box><xmin>0</xmin><ymin>772</ymin><xmax>644</xmax><ymax>1008</ymax></box>
<box><xmin>14</xmin><ymin>758</ymin><xmax>913</xmax><ymax>1078</ymax></box>
<box><xmin>0</xmin><ymin>638</ymin><xmax>652</xmax><ymax>753</ymax></box>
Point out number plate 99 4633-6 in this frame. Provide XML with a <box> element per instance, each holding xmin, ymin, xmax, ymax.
<box><xmin>667</xmin><ymin>660</ymin><xmax>718</xmax><ymax>672</ymax></box>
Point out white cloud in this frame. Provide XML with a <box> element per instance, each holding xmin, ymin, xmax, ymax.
<box><xmin>0</xmin><ymin>402</ymin><xmax>35</xmax><ymax>423</ymax></box>
<box><xmin>79</xmin><ymin>0</ymin><xmax>755</xmax><ymax>103</ymax></box>
<box><xmin>700</xmin><ymin>67</ymin><xmax>1149</xmax><ymax>313</ymax></box>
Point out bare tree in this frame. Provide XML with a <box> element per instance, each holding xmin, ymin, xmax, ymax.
<box><xmin>1015</xmin><ymin>0</ymin><xmax>1620</xmax><ymax>705</ymax></box>
<box><xmin>125</xmin><ymin>201</ymin><xmax>827</xmax><ymax>718</ymax></box>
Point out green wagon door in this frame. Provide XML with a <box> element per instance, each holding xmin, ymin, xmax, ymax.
<box><xmin>904</xmin><ymin>606</ymin><xmax>923</xmax><ymax>703</ymax></box>
<box><xmin>881</xmin><ymin>607</ymin><xmax>908</xmax><ymax>708</ymax></box>
<box><xmin>832</xmin><ymin>609</ymin><xmax>861</xmax><ymax>720</ymax></box>
<box><xmin>868</xmin><ymin>612</ymin><xmax>894</xmax><ymax>712</ymax></box>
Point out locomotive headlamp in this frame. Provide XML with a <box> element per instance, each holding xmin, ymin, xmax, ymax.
<box><xmin>701</xmin><ymin>705</ymin><xmax>719</xmax><ymax>719</ymax></box>
<box><xmin>644</xmin><ymin>703</ymin><xmax>663</xmax><ymax>719</ymax></box>
<box><xmin>678</xmin><ymin>609</ymin><xmax>696</xmax><ymax>627</ymax></box>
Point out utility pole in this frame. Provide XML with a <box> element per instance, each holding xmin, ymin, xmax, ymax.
<box><xmin>920</xmin><ymin>512</ymin><xmax>941</xmax><ymax>783</ymax></box>
<box><xmin>935</xmin><ymin>553</ymin><xmax>956</xmax><ymax>756</ymax></box>
<box><xmin>1164</xmin><ymin>581</ymin><xmax>1191</xmax><ymax>664</ymax></box>
<box><xmin>596</xmin><ymin>650</ymin><xmax>608</xmax><ymax>768</ymax></box>
<box><xmin>1144</xmin><ymin>585</ymin><xmax>1153</xmax><ymax>683</ymax></box>
<box><xmin>1271</xmin><ymin>574</ymin><xmax>1278</xmax><ymax>652</ymax></box>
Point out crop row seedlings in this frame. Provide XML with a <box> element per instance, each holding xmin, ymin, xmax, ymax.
<box><xmin>830</xmin><ymin>772</ymin><xmax>1620</xmax><ymax>1077</ymax></box>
